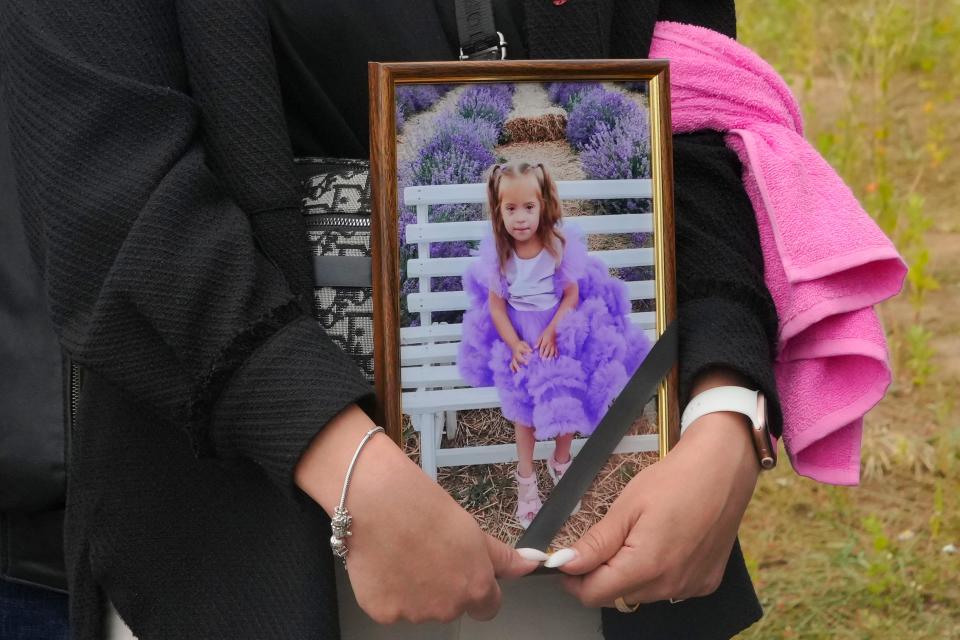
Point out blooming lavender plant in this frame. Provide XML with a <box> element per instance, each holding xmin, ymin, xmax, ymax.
<box><xmin>579</xmin><ymin>108</ymin><xmax>652</xmax><ymax>214</ymax></box>
<box><xmin>456</xmin><ymin>82</ymin><xmax>515</xmax><ymax>130</ymax></box>
<box><xmin>396</xmin><ymin>84</ymin><xmax>452</xmax><ymax>115</ymax></box>
<box><xmin>431</xmin><ymin>109</ymin><xmax>501</xmax><ymax>150</ymax></box>
<box><xmin>407</xmin><ymin>114</ymin><xmax>496</xmax><ymax>224</ymax></box>
<box><xmin>565</xmin><ymin>86</ymin><xmax>655</xmax><ymax>287</ymax></box>
<box><xmin>612</xmin><ymin>228</ymin><xmax>654</xmax><ymax>293</ymax></box>
<box><xmin>566</xmin><ymin>87</ymin><xmax>640</xmax><ymax>150</ymax></box>
<box><xmin>546</xmin><ymin>81</ymin><xmax>602</xmax><ymax>111</ymax></box>
<box><xmin>396</xmin><ymin>83</ymin><xmax>516</xmax><ymax>326</ymax></box>
<box><xmin>395</xmin><ymin>84</ymin><xmax>454</xmax><ymax>133</ymax></box>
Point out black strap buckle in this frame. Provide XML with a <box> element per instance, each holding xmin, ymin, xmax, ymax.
<box><xmin>459</xmin><ymin>30</ymin><xmax>508</xmax><ymax>60</ymax></box>
<box><xmin>454</xmin><ymin>0</ymin><xmax>507</xmax><ymax>60</ymax></box>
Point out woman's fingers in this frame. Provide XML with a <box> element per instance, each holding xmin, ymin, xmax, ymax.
<box><xmin>463</xmin><ymin>536</ymin><xmax>503</xmax><ymax>622</ymax></box>
<box><xmin>554</xmin><ymin>502</ymin><xmax>632</xmax><ymax>577</ymax></box>
<box><xmin>559</xmin><ymin>515</ymin><xmax>672</xmax><ymax>608</ymax></box>
<box><xmin>559</xmin><ymin>423</ymin><xmax>756</xmax><ymax>610</ymax></box>
<box><xmin>485</xmin><ymin>533</ymin><xmax>541</xmax><ymax>580</ymax></box>
<box><xmin>561</xmin><ymin>547</ymin><xmax>659</xmax><ymax>608</ymax></box>
<box><xmin>462</xmin><ymin>534</ymin><xmax>539</xmax><ymax>621</ymax></box>
<box><xmin>587</xmin><ymin>532</ymin><xmax>734</xmax><ymax>607</ymax></box>
<box><xmin>554</xmin><ymin>487</ymin><xmax>654</xmax><ymax>607</ymax></box>
<box><xmin>462</xmin><ymin>578</ymin><xmax>501</xmax><ymax>622</ymax></box>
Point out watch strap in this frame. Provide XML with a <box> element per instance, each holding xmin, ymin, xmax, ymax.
<box><xmin>680</xmin><ymin>386</ymin><xmax>758</xmax><ymax>436</ymax></box>
<box><xmin>454</xmin><ymin>0</ymin><xmax>507</xmax><ymax>59</ymax></box>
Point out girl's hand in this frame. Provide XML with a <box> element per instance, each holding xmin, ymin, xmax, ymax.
<box><xmin>296</xmin><ymin>404</ymin><xmax>541</xmax><ymax>624</ymax></box>
<box><xmin>553</xmin><ymin>412</ymin><xmax>760</xmax><ymax>606</ymax></box>
<box><xmin>510</xmin><ymin>340</ymin><xmax>533</xmax><ymax>373</ymax></box>
<box><xmin>535</xmin><ymin>325</ymin><xmax>558</xmax><ymax>359</ymax></box>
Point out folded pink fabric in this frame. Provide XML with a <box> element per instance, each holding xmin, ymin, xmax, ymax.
<box><xmin>650</xmin><ymin>20</ymin><xmax>908</xmax><ymax>485</ymax></box>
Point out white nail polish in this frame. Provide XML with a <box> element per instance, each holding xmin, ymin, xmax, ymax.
<box><xmin>544</xmin><ymin>548</ymin><xmax>577</xmax><ymax>568</ymax></box>
<box><xmin>516</xmin><ymin>548</ymin><xmax>550</xmax><ymax>562</ymax></box>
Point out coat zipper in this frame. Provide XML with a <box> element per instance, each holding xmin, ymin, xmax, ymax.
<box><xmin>63</xmin><ymin>355</ymin><xmax>81</xmax><ymax>475</ymax></box>
<box><xmin>304</xmin><ymin>213</ymin><xmax>371</xmax><ymax>239</ymax></box>
<box><xmin>305</xmin><ymin>213</ymin><xmax>372</xmax><ymax>257</ymax></box>
<box><xmin>69</xmin><ymin>361</ymin><xmax>82</xmax><ymax>426</ymax></box>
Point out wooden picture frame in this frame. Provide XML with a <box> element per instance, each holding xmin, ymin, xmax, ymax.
<box><xmin>369</xmin><ymin>59</ymin><xmax>677</xmax><ymax>549</ymax></box>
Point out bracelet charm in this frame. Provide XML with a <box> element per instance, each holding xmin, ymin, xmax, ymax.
<box><xmin>329</xmin><ymin>425</ymin><xmax>384</xmax><ymax>568</ymax></box>
<box><xmin>330</xmin><ymin>505</ymin><xmax>353</xmax><ymax>562</ymax></box>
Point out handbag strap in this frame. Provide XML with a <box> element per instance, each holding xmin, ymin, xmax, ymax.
<box><xmin>454</xmin><ymin>0</ymin><xmax>507</xmax><ymax>59</ymax></box>
<box><xmin>517</xmin><ymin>319</ymin><xmax>679</xmax><ymax>553</ymax></box>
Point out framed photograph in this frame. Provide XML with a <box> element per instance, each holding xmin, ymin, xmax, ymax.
<box><xmin>368</xmin><ymin>60</ymin><xmax>677</xmax><ymax>552</ymax></box>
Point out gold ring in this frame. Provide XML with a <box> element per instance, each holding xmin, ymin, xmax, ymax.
<box><xmin>614</xmin><ymin>596</ymin><xmax>640</xmax><ymax>613</ymax></box>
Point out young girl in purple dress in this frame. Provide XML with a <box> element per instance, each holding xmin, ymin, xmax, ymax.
<box><xmin>458</xmin><ymin>160</ymin><xmax>653</xmax><ymax>529</ymax></box>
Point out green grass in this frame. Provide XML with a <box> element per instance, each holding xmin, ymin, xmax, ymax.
<box><xmin>734</xmin><ymin>2</ymin><xmax>960</xmax><ymax>637</ymax></box>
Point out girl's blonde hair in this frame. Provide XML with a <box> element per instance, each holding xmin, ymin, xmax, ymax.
<box><xmin>483</xmin><ymin>160</ymin><xmax>565</xmax><ymax>273</ymax></box>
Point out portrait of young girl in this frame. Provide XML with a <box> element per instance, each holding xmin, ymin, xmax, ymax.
<box><xmin>457</xmin><ymin>159</ymin><xmax>654</xmax><ymax>532</ymax></box>
<box><xmin>394</xmin><ymin>79</ymin><xmax>662</xmax><ymax>550</ymax></box>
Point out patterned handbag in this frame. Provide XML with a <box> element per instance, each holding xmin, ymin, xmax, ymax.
<box><xmin>295</xmin><ymin>156</ymin><xmax>376</xmax><ymax>382</ymax></box>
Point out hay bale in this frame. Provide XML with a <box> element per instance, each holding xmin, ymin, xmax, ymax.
<box><xmin>502</xmin><ymin>113</ymin><xmax>568</xmax><ymax>143</ymax></box>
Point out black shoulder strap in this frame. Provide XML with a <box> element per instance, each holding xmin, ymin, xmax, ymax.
<box><xmin>454</xmin><ymin>0</ymin><xmax>507</xmax><ymax>59</ymax></box>
<box><xmin>517</xmin><ymin>319</ymin><xmax>678</xmax><ymax>555</ymax></box>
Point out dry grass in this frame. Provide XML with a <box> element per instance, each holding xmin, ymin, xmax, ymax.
<box><xmin>407</xmin><ymin>406</ymin><xmax>658</xmax><ymax>550</ymax></box>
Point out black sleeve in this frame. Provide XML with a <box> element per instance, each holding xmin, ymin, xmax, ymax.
<box><xmin>0</xmin><ymin>0</ymin><xmax>377</xmax><ymax>502</ymax></box>
<box><xmin>610</xmin><ymin>0</ymin><xmax>660</xmax><ymax>58</ymax></box>
<box><xmin>673</xmin><ymin>131</ymin><xmax>784</xmax><ymax>439</ymax></box>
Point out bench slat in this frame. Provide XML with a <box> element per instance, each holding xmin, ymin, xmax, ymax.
<box><xmin>405</xmin><ymin>214</ymin><xmax>653</xmax><ymax>243</ymax></box>
<box><xmin>431</xmin><ymin>434</ymin><xmax>659</xmax><ymax>467</ymax></box>
<box><xmin>399</xmin><ymin>311</ymin><xmax>655</xmax><ymax>344</ymax></box>
<box><xmin>408</xmin><ymin>281</ymin><xmax>654</xmax><ymax>313</ymax></box>
<box><xmin>408</xmin><ymin>247</ymin><xmax>653</xmax><ymax>278</ymax></box>
<box><xmin>404</xmin><ymin>386</ymin><xmax>502</xmax><ymax>412</ymax></box>
<box><xmin>400</xmin><ymin>325</ymin><xmax>657</xmax><ymax>369</ymax></box>
<box><xmin>404</xmin><ymin>383</ymin><xmax>657</xmax><ymax>414</ymax></box>
<box><xmin>403</xmin><ymin>178</ymin><xmax>652</xmax><ymax>206</ymax></box>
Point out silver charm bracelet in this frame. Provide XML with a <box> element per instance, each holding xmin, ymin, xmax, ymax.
<box><xmin>329</xmin><ymin>425</ymin><xmax>385</xmax><ymax>569</ymax></box>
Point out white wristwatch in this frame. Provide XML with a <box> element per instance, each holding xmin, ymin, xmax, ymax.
<box><xmin>679</xmin><ymin>386</ymin><xmax>777</xmax><ymax>470</ymax></box>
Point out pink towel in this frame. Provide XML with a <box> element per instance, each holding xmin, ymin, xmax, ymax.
<box><xmin>649</xmin><ymin>21</ymin><xmax>908</xmax><ymax>485</ymax></box>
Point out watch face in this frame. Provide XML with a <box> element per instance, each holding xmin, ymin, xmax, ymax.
<box><xmin>756</xmin><ymin>392</ymin><xmax>767</xmax><ymax>431</ymax></box>
<box><xmin>754</xmin><ymin>391</ymin><xmax>777</xmax><ymax>468</ymax></box>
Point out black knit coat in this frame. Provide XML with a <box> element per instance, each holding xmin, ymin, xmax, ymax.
<box><xmin>0</xmin><ymin>0</ymin><xmax>781</xmax><ymax>638</ymax></box>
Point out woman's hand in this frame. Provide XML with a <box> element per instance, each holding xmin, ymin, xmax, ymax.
<box><xmin>295</xmin><ymin>404</ymin><xmax>540</xmax><ymax>624</ymax></box>
<box><xmin>535</xmin><ymin>324</ymin><xmax>558</xmax><ymax>359</ymax></box>
<box><xmin>554</xmin><ymin>411</ymin><xmax>760</xmax><ymax>606</ymax></box>
<box><xmin>510</xmin><ymin>340</ymin><xmax>533</xmax><ymax>372</ymax></box>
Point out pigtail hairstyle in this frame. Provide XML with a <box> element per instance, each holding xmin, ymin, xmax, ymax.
<box><xmin>484</xmin><ymin>160</ymin><xmax>566</xmax><ymax>274</ymax></box>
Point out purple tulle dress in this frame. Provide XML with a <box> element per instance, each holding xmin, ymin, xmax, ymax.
<box><xmin>457</xmin><ymin>220</ymin><xmax>653</xmax><ymax>440</ymax></box>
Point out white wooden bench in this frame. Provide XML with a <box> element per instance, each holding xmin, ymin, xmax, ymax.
<box><xmin>400</xmin><ymin>179</ymin><xmax>659</xmax><ymax>479</ymax></box>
